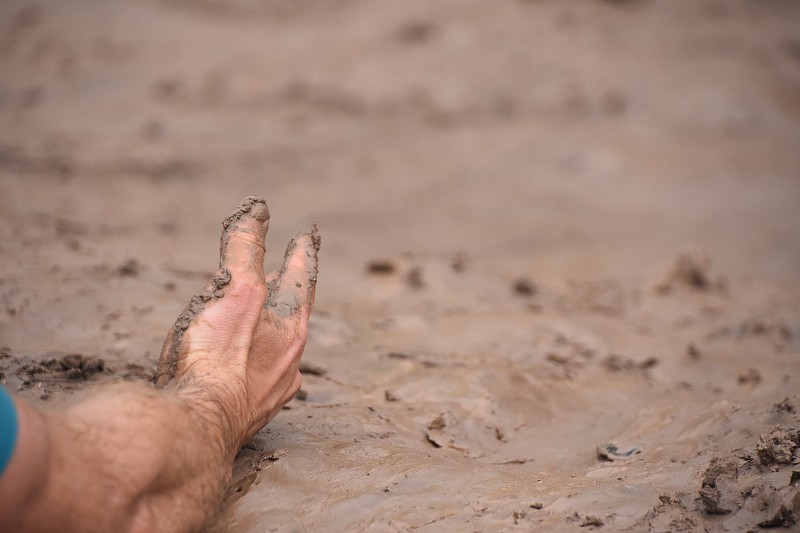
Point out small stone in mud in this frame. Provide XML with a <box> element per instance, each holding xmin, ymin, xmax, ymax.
<box><xmin>299</xmin><ymin>361</ymin><xmax>327</xmax><ymax>376</ymax></box>
<box><xmin>513</xmin><ymin>277</ymin><xmax>537</xmax><ymax>296</ymax></box>
<box><xmin>366</xmin><ymin>259</ymin><xmax>396</xmax><ymax>275</ymax></box>
<box><xmin>406</xmin><ymin>267</ymin><xmax>425</xmax><ymax>289</ymax></box>
<box><xmin>737</xmin><ymin>367</ymin><xmax>762</xmax><ymax>386</ymax></box>
<box><xmin>295</xmin><ymin>389</ymin><xmax>308</xmax><ymax>401</ymax></box>
<box><xmin>387</xmin><ymin>351</ymin><xmax>414</xmax><ymax>360</ymax></box>
<box><xmin>529</xmin><ymin>502</ymin><xmax>544</xmax><ymax>510</ymax></box>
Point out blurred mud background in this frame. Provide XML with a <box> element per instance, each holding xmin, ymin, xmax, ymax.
<box><xmin>1</xmin><ymin>0</ymin><xmax>799</xmax><ymax>531</ymax></box>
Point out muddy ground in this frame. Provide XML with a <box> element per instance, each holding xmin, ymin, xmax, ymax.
<box><xmin>1</xmin><ymin>0</ymin><xmax>799</xmax><ymax>531</ymax></box>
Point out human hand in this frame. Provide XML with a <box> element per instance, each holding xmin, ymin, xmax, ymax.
<box><xmin>154</xmin><ymin>196</ymin><xmax>319</xmax><ymax>455</ymax></box>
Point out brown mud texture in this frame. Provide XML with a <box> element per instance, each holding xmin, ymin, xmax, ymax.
<box><xmin>1</xmin><ymin>0</ymin><xmax>800</xmax><ymax>531</ymax></box>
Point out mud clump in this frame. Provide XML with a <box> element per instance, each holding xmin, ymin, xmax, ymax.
<box><xmin>773</xmin><ymin>397</ymin><xmax>796</xmax><ymax>414</ymax></box>
<box><xmin>3</xmin><ymin>352</ymin><xmax>109</xmax><ymax>396</ymax></box>
<box><xmin>686</xmin><ymin>343</ymin><xmax>701</xmax><ymax>360</ymax></box>
<box><xmin>567</xmin><ymin>512</ymin><xmax>604</xmax><ymax>528</ymax></box>
<box><xmin>366</xmin><ymin>259</ymin><xmax>396</xmax><ymax>275</ymax></box>
<box><xmin>601</xmin><ymin>354</ymin><xmax>658</xmax><ymax>373</ymax></box>
<box><xmin>384</xmin><ymin>389</ymin><xmax>400</xmax><ymax>402</ymax></box>
<box><xmin>756</xmin><ymin>425</ymin><xmax>800</xmax><ymax>465</ymax></box>
<box><xmin>699</xmin><ymin>455</ymin><xmax>740</xmax><ymax>515</ymax></box>
<box><xmin>693</xmin><ymin>437</ymin><xmax>800</xmax><ymax>529</ymax></box>
<box><xmin>512</xmin><ymin>277</ymin><xmax>537</xmax><ymax>297</ymax></box>
<box><xmin>737</xmin><ymin>367</ymin><xmax>763</xmax><ymax>386</ymax></box>
<box><xmin>638</xmin><ymin>492</ymin><xmax>698</xmax><ymax>532</ymax></box>
<box><xmin>116</xmin><ymin>259</ymin><xmax>141</xmax><ymax>277</ymax></box>
<box><xmin>28</xmin><ymin>354</ymin><xmax>105</xmax><ymax>382</ymax></box>
<box><xmin>656</xmin><ymin>252</ymin><xmax>725</xmax><ymax>294</ymax></box>
<box><xmin>425</xmin><ymin>414</ymin><xmax>448</xmax><ymax>448</ymax></box>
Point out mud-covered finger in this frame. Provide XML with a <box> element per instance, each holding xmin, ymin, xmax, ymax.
<box><xmin>218</xmin><ymin>196</ymin><xmax>270</xmax><ymax>278</ymax></box>
<box><xmin>265</xmin><ymin>224</ymin><xmax>320</xmax><ymax>318</ymax></box>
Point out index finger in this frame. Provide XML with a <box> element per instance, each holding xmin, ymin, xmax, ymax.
<box><xmin>219</xmin><ymin>196</ymin><xmax>270</xmax><ymax>280</ymax></box>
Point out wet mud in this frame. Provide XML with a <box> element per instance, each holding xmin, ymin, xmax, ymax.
<box><xmin>1</xmin><ymin>0</ymin><xmax>799</xmax><ymax>531</ymax></box>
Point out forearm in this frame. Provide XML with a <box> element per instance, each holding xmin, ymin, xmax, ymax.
<box><xmin>0</xmin><ymin>383</ymin><xmax>237</xmax><ymax>533</ymax></box>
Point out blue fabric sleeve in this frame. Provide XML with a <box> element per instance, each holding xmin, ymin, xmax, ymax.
<box><xmin>0</xmin><ymin>386</ymin><xmax>19</xmax><ymax>476</ymax></box>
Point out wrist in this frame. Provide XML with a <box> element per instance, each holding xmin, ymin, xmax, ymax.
<box><xmin>172</xmin><ymin>384</ymin><xmax>246</xmax><ymax>460</ymax></box>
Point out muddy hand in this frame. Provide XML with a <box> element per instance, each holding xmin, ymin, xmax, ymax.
<box><xmin>154</xmin><ymin>196</ymin><xmax>320</xmax><ymax>448</ymax></box>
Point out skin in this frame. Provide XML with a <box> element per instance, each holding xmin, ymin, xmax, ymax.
<box><xmin>0</xmin><ymin>196</ymin><xmax>319</xmax><ymax>532</ymax></box>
